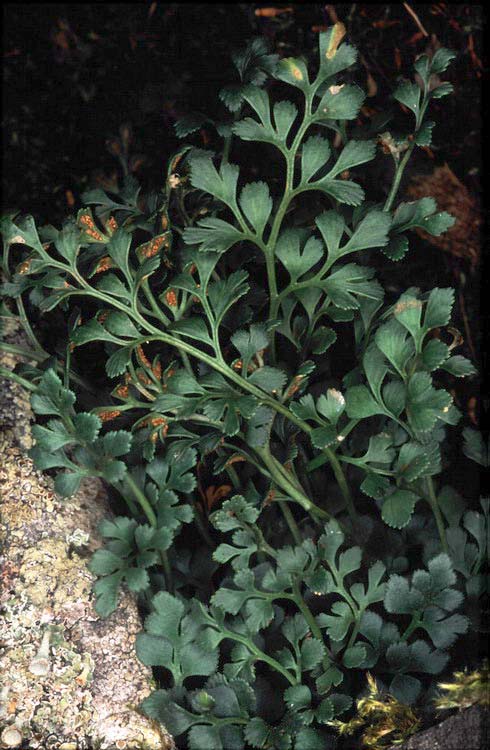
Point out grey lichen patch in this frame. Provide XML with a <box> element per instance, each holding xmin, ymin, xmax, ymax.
<box><xmin>1</xmin><ymin>325</ymin><xmax>173</xmax><ymax>749</ymax></box>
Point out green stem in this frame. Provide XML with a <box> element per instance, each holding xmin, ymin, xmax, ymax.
<box><xmin>255</xmin><ymin>445</ymin><xmax>332</xmax><ymax>523</ymax></box>
<box><xmin>160</xmin><ymin>549</ymin><xmax>174</xmax><ymax>594</ymax></box>
<box><xmin>346</xmin><ymin>616</ymin><xmax>362</xmax><ymax>651</ymax></box>
<box><xmin>15</xmin><ymin>296</ymin><xmax>46</xmax><ymax>354</ymax></box>
<box><xmin>292</xmin><ymin>580</ymin><xmax>334</xmax><ymax>667</ymax></box>
<box><xmin>222</xmin><ymin>630</ymin><xmax>296</xmax><ymax>685</ymax></box>
<box><xmin>123</xmin><ymin>472</ymin><xmax>174</xmax><ymax>592</ymax></box>
<box><xmin>263</xmin><ymin>93</ymin><xmax>313</xmax><ymax>353</ymax></box>
<box><xmin>193</xmin><ymin>505</ymin><xmax>215</xmax><ymax>549</ymax></box>
<box><xmin>141</xmin><ymin>279</ymin><xmax>171</xmax><ymax>326</ymax></box>
<box><xmin>426</xmin><ymin>477</ymin><xmax>448</xmax><ymax>553</ymax></box>
<box><xmin>278</xmin><ymin>500</ymin><xmax>302</xmax><ymax>546</ymax></box>
<box><xmin>401</xmin><ymin>616</ymin><xmax>419</xmax><ymax>642</ymax></box>
<box><xmin>0</xmin><ymin>341</ymin><xmax>96</xmax><ymax>393</ymax></box>
<box><xmin>38</xmin><ymin>262</ymin><xmax>354</xmax><ymax>523</ymax></box>
<box><xmin>383</xmin><ymin>143</ymin><xmax>415</xmax><ymax>212</ymax></box>
<box><xmin>292</xmin><ymin>582</ymin><xmax>322</xmax><ymax>642</ymax></box>
<box><xmin>325</xmin><ymin>447</ymin><xmax>357</xmax><ymax>523</ymax></box>
<box><xmin>0</xmin><ymin>366</ymin><xmax>37</xmax><ymax>391</ymax></box>
<box><xmin>124</xmin><ymin>472</ymin><xmax>158</xmax><ymax>528</ymax></box>
<box><xmin>226</xmin><ymin>464</ymin><xmax>241</xmax><ymax>489</ymax></box>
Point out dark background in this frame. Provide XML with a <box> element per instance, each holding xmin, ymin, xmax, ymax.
<box><xmin>2</xmin><ymin>2</ymin><xmax>486</xmax><ymax>439</ymax></box>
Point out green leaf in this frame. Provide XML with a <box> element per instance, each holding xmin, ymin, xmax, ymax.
<box><xmin>311</xmin><ymin>425</ymin><xmax>337</xmax><ymax>449</ymax></box>
<box><xmin>239</xmin><ymin>182</ymin><xmax>272</xmax><ymax>237</ymax></box>
<box><xmin>406</xmin><ymin>372</ymin><xmax>452</xmax><ymax>433</ymax></box>
<box><xmin>32</xmin><ymin>420</ymin><xmax>74</xmax><ymax>452</ymax></box>
<box><xmin>248</xmin><ymin>366</ymin><xmax>286</xmax><ymax>394</ymax></box>
<box><xmin>382</xmin><ymin>235</ymin><xmax>409</xmax><ymax>262</ymax></box>
<box><xmin>430</xmin><ymin>82</ymin><xmax>454</xmax><ymax>99</ymax></box>
<box><xmin>273</xmin><ymin>100</ymin><xmax>298</xmax><ymax>142</ymax></box>
<box><xmin>358</xmin><ymin>434</ymin><xmax>395</xmax><ymax>465</ymax></box>
<box><xmin>382</xmin><ymin>380</ymin><xmax>406</xmax><ymax>416</ymax></box>
<box><xmin>363</xmin><ymin>344</ymin><xmax>390</xmax><ymax>401</ymax></box>
<box><xmin>393</xmin><ymin>80</ymin><xmax>420</xmax><ymax>120</ymax></box>
<box><xmin>323</xmin><ymin>263</ymin><xmax>383</xmax><ymax>310</ymax></box>
<box><xmin>393</xmin><ymin>293</ymin><xmax>423</xmax><ymax>342</ymax></box>
<box><xmin>345</xmin><ymin>385</ymin><xmax>385</xmax><ymax>418</ymax></box>
<box><xmin>284</xmin><ymin>685</ymin><xmax>311</xmax><ymax>711</ymax></box>
<box><xmin>97</xmin><ymin>430</ymin><xmax>132</xmax><ymax>457</ymax></box>
<box><xmin>103</xmin><ymin>311</ymin><xmax>140</xmax><ymax>339</ymax></box>
<box><xmin>312</xmin><ymin>178</ymin><xmax>365</xmax><ymax>206</ymax></box>
<box><xmin>211</xmin><ymin>495</ymin><xmax>260</xmax><ymax>532</ymax></box>
<box><xmin>327</xmin><ymin>139</ymin><xmax>376</xmax><ymax>179</ymax></box>
<box><xmin>96</xmin><ymin>273</ymin><xmax>130</xmax><ymax>299</ymax></box>
<box><xmin>106</xmin><ymin>228</ymin><xmax>132</xmax><ymax>282</ymax></box>
<box><xmin>343</xmin><ymin>644</ymin><xmax>367</xmax><ymax>668</ymax></box>
<box><xmin>54</xmin><ymin>220</ymin><xmax>81</xmax><ymax>263</ymax></box>
<box><xmin>424</xmin><ymin>288</ymin><xmax>455</xmax><ymax>329</ymax></box>
<box><xmin>384</xmin><ymin>554</ymin><xmax>467</xmax><ymax>648</ymax></box>
<box><xmin>318</xmin><ymin>27</ymin><xmax>358</xmax><ymax>78</ymax></box>
<box><xmin>175</xmin><ymin>112</ymin><xmax>209</xmax><ymax>137</ymax></box>
<box><xmin>361</xmin><ymin>473</ymin><xmax>391</xmax><ymax>500</ymax></box>
<box><xmin>318</xmin><ymin>601</ymin><xmax>354</xmax><ymax>641</ymax></box>
<box><xmin>462</xmin><ymin>428</ymin><xmax>489</xmax><ymax>467</ymax></box>
<box><xmin>300</xmin><ymin>638</ymin><xmax>326</xmax><ymax>671</ymax></box>
<box><xmin>382</xmin><ymin>489</ymin><xmax>418</xmax><ymax>529</ymax></box>
<box><xmin>208</xmin><ymin>270</ymin><xmax>250</xmax><ymax>324</ymax></box>
<box><xmin>92</xmin><ymin>572</ymin><xmax>123</xmax><ymax>617</ymax></box>
<box><xmin>245</xmin><ymin>717</ymin><xmax>271</xmax><ymax>748</ymax></box>
<box><xmin>190</xmin><ymin>157</ymin><xmax>239</xmax><ymax>209</ymax></box>
<box><xmin>147</xmin><ymin>446</ymin><xmax>197</xmax><ymax>495</ymax></box>
<box><xmin>73</xmin><ymin>412</ymin><xmax>101</xmax><ymax>442</ymax></box>
<box><xmin>396</xmin><ymin>441</ymin><xmax>439</xmax><ymax>482</ymax></box>
<box><xmin>422</xmin><ymin>339</ymin><xmax>450</xmax><ymax>371</ymax></box>
<box><xmin>389</xmin><ymin>674</ymin><xmax>421</xmax><ymax>705</ymax></box>
<box><xmin>392</xmin><ymin>199</ymin><xmax>455</xmax><ymax>237</ymax></box>
<box><xmin>31</xmin><ymin>369</ymin><xmax>76</xmax><ymax>416</ymax></box>
<box><xmin>421</xmin><ymin>610</ymin><xmax>468</xmax><ymax>649</ymax></box>
<box><xmin>140</xmin><ymin>689</ymin><xmax>197</xmax><ymax>734</ymax></box>
<box><xmin>203</xmin><ymin>392</ymin><xmax>259</xmax><ymax>436</ymax></box>
<box><xmin>317</xmin><ymin>84</ymin><xmax>365</xmax><ymax>121</ymax></box>
<box><xmin>301</xmin><ymin>135</ymin><xmax>331</xmax><ymax>184</ymax></box>
<box><xmin>231</xmin><ymin>323</ymin><xmax>269</xmax><ymax>372</ymax></box>
<box><xmin>317</xmin><ymin>388</ymin><xmax>346</xmax><ymax>425</ymax></box>
<box><xmin>375</xmin><ymin>319</ymin><xmax>414</xmax><ymax>375</ymax></box>
<box><xmin>441</xmin><ymin>356</ymin><xmax>477</xmax><ymax>377</ymax></box>
<box><xmin>183</xmin><ymin>218</ymin><xmax>244</xmax><ymax>254</ymax></box>
<box><xmin>106</xmin><ymin>346</ymin><xmax>132</xmax><ymax>378</ymax></box>
<box><xmin>275</xmin><ymin>230</ymin><xmax>323</xmax><ymax>283</ymax></box>
<box><xmin>54</xmin><ymin>471</ymin><xmax>84</xmax><ymax>498</ymax></box>
<box><xmin>170</xmin><ymin>318</ymin><xmax>213</xmax><ymax>347</ymax></box>
<box><xmin>1</xmin><ymin>214</ymin><xmax>45</xmax><ymax>253</ymax></box>
<box><xmin>71</xmin><ymin>318</ymin><xmax>125</xmax><ymax>348</ymax></box>
<box><xmin>188</xmin><ymin>725</ymin><xmax>222</xmax><ymax>750</ymax></box>
<box><xmin>138</xmin><ymin>593</ymin><xmax>218</xmax><ymax>683</ymax></box>
<box><xmin>275</xmin><ymin>57</ymin><xmax>309</xmax><ymax>89</ymax></box>
<box><xmin>89</xmin><ymin>548</ymin><xmax>122</xmax><ymax>576</ymax></box>
<box><xmin>310</xmin><ymin>326</ymin><xmax>337</xmax><ymax>354</ymax></box>
<box><xmin>415</xmin><ymin>120</ymin><xmax>435</xmax><ymax>147</ymax></box>
<box><xmin>340</xmin><ymin>210</ymin><xmax>391</xmax><ymax>254</ymax></box>
<box><xmin>430</xmin><ymin>48</ymin><xmax>457</xmax><ymax>75</ymax></box>
<box><xmin>315</xmin><ymin>211</ymin><xmax>345</xmax><ymax>261</ymax></box>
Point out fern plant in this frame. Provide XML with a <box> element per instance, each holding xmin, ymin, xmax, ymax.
<box><xmin>1</xmin><ymin>26</ymin><xmax>485</xmax><ymax>750</ymax></box>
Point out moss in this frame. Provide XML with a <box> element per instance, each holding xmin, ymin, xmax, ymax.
<box><xmin>434</xmin><ymin>661</ymin><xmax>490</xmax><ymax>711</ymax></box>
<box><xmin>328</xmin><ymin>673</ymin><xmax>421</xmax><ymax>749</ymax></box>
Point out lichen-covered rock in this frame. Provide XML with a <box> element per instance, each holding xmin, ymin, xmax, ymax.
<box><xmin>390</xmin><ymin>705</ymin><xmax>489</xmax><ymax>750</ymax></box>
<box><xmin>0</xmin><ymin>322</ymin><xmax>173</xmax><ymax>749</ymax></box>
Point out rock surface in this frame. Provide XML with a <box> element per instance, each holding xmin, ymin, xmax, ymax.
<box><xmin>390</xmin><ymin>705</ymin><xmax>489</xmax><ymax>750</ymax></box>
<box><xmin>0</xmin><ymin>322</ymin><xmax>173</xmax><ymax>749</ymax></box>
